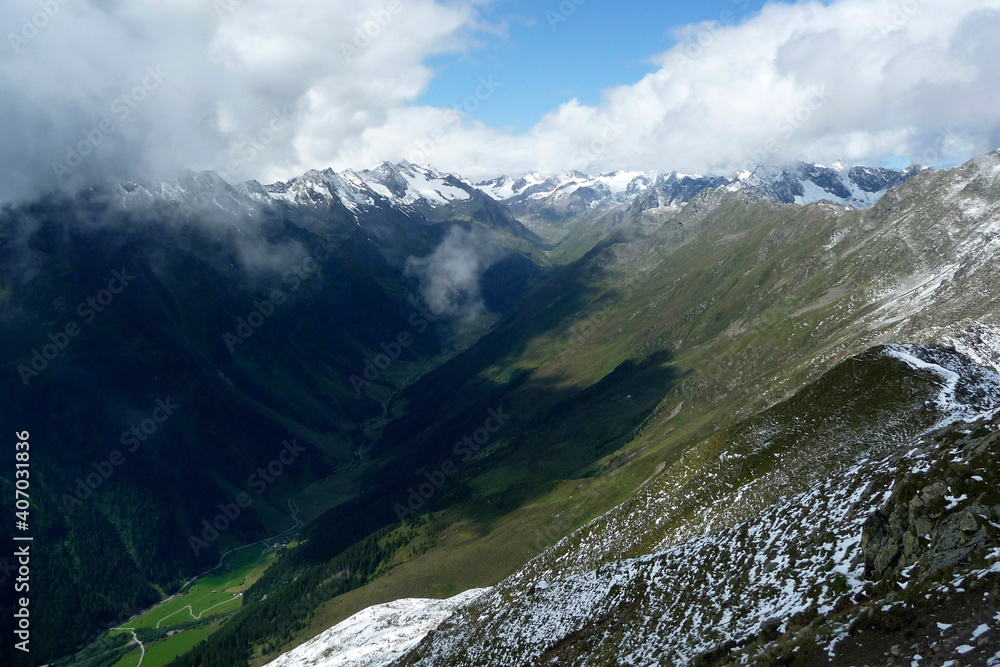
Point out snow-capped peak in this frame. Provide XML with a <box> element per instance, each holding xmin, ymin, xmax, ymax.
<box><xmin>735</xmin><ymin>161</ymin><xmax>921</xmax><ymax>208</ymax></box>
<box><xmin>264</xmin><ymin>161</ymin><xmax>473</xmax><ymax>212</ymax></box>
<box><xmin>475</xmin><ymin>170</ymin><xmax>675</xmax><ymax>206</ymax></box>
<box><xmin>109</xmin><ymin>158</ymin><xmax>921</xmax><ymax>225</ymax></box>
<box><xmin>486</xmin><ymin>171</ymin><xmax>657</xmax><ymax>202</ymax></box>
<box><xmin>474</xmin><ymin>162</ymin><xmax>919</xmax><ymax>214</ymax></box>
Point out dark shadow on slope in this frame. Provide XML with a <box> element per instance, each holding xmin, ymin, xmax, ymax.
<box><xmin>177</xmin><ymin>349</ymin><xmax>684</xmax><ymax>667</ymax></box>
<box><xmin>0</xmin><ymin>192</ymin><xmax>447</xmax><ymax>662</ymax></box>
<box><xmin>375</xmin><ymin>232</ymin><xmax>637</xmax><ymax>454</ymax></box>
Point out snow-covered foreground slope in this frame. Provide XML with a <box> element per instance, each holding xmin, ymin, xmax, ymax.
<box><xmin>394</xmin><ymin>346</ymin><xmax>1000</xmax><ymax>665</ymax></box>
<box><xmin>265</xmin><ymin>589</ymin><xmax>489</xmax><ymax>667</ymax></box>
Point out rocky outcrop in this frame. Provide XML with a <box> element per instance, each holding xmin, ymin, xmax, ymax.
<box><xmin>862</xmin><ymin>418</ymin><xmax>1000</xmax><ymax>582</ymax></box>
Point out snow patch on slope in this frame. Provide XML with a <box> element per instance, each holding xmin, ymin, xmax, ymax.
<box><xmin>884</xmin><ymin>344</ymin><xmax>1000</xmax><ymax>427</ymax></box>
<box><xmin>943</xmin><ymin>322</ymin><xmax>1000</xmax><ymax>374</ymax></box>
<box><xmin>264</xmin><ymin>589</ymin><xmax>489</xmax><ymax>667</ymax></box>
<box><xmin>411</xmin><ymin>451</ymin><xmax>904</xmax><ymax>665</ymax></box>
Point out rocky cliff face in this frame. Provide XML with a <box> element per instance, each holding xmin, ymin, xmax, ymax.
<box><xmin>862</xmin><ymin>421</ymin><xmax>1000</xmax><ymax>582</ymax></box>
<box><xmin>739</xmin><ymin>413</ymin><xmax>1000</xmax><ymax>667</ymax></box>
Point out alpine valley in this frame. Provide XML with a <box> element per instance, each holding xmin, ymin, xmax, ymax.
<box><xmin>3</xmin><ymin>151</ymin><xmax>1000</xmax><ymax>667</ymax></box>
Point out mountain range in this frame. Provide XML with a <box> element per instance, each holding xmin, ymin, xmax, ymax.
<box><xmin>473</xmin><ymin>160</ymin><xmax>922</xmax><ymax>229</ymax></box>
<box><xmin>107</xmin><ymin>158</ymin><xmax>922</xmax><ymax>225</ymax></box>
<box><xmin>2</xmin><ymin>151</ymin><xmax>999</xmax><ymax>667</ymax></box>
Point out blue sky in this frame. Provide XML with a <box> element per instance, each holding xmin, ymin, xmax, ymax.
<box><xmin>418</xmin><ymin>0</ymin><xmax>771</xmax><ymax>132</ymax></box>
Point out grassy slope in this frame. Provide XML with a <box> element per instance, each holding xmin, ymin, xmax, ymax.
<box><xmin>248</xmin><ymin>192</ymin><xmax>880</xmax><ymax>661</ymax></box>
<box><xmin>394</xmin><ymin>345</ymin><xmax>967</xmax><ymax>665</ymax></box>
<box><xmin>54</xmin><ymin>547</ymin><xmax>275</xmax><ymax>667</ymax></box>
<box><xmin>112</xmin><ymin>622</ymin><xmax>222</xmax><ymax>667</ymax></box>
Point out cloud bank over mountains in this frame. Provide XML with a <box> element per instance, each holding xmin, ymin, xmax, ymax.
<box><xmin>2</xmin><ymin>0</ymin><xmax>1000</xmax><ymax>202</ymax></box>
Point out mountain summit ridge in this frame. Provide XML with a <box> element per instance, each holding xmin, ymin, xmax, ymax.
<box><xmin>105</xmin><ymin>158</ymin><xmax>924</xmax><ymax>229</ymax></box>
<box><xmin>486</xmin><ymin>161</ymin><xmax>922</xmax><ymax>215</ymax></box>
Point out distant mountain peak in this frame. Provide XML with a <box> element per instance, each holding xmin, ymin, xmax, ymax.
<box><xmin>738</xmin><ymin>160</ymin><xmax>923</xmax><ymax>208</ymax></box>
<box><xmin>255</xmin><ymin>161</ymin><xmax>474</xmax><ymax>213</ymax></box>
<box><xmin>105</xmin><ymin>158</ymin><xmax>924</xmax><ymax>235</ymax></box>
<box><xmin>475</xmin><ymin>161</ymin><xmax>921</xmax><ymax>222</ymax></box>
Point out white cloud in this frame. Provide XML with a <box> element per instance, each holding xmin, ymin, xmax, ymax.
<box><xmin>2</xmin><ymin>0</ymin><xmax>1000</xmax><ymax>202</ymax></box>
<box><xmin>320</xmin><ymin>0</ymin><xmax>1000</xmax><ymax>179</ymax></box>
<box><xmin>405</xmin><ymin>226</ymin><xmax>504</xmax><ymax>319</ymax></box>
<box><xmin>0</xmin><ymin>0</ymin><xmax>480</xmax><ymax>200</ymax></box>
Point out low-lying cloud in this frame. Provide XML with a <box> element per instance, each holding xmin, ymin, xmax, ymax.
<box><xmin>405</xmin><ymin>226</ymin><xmax>505</xmax><ymax>320</ymax></box>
